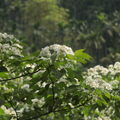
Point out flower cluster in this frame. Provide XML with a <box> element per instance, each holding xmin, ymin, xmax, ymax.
<box><xmin>108</xmin><ymin>62</ymin><xmax>120</xmax><ymax>75</ymax></box>
<box><xmin>96</xmin><ymin>106</ymin><xmax>114</xmax><ymax>120</ymax></box>
<box><xmin>85</xmin><ymin>106</ymin><xmax>114</xmax><ymax>120</ymax></box>
<box><xmin>0</xmin><ymin>32</ymin><xmax>23</xmax><ymax>59</ymax></box>
<box><xmin>0</xmin><ymin>33</ymin><xmax>14</xmax><ymax>42</ymax></box>
<box><xmin>84</xmin><ymin>62</ymin><xmax>120</xmax><ymax>90</ymax></box>
<box><xmin>1</xmin><ymin>105</ymin><xmax>16</xmax><ymax>119</ymax></box>
<box><xmin>31</xmin><ymin>97</ymin><xmax>45</xmax><ymax>107</ymax></box>
<box><xmin>21</xmin><ymin>84</ymin><xmax>31</xmax><ymax>92</ymax></box>
<box><xmin>40</xmin><ymin>44</ymin><xmax>74</xmax><ymax>58</ymax></box>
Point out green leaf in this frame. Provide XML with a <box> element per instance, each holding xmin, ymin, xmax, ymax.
<box><xmin>112</xmin><ymin>95</ymin><xmax>120</xmax><ymax>101</ymax></box>
<box><xmin>0</xmin><ymin>72</ymin><xmax>9</xmax><ymax>79</ymax></box>
<box><xmin>67</xmin><ymin>49</ymin><xmax>92</xmax><ymax>64</ymax></box>
<box><xmin>104</xmin><ymin>92</ymin><xmax>111</xmax><ymax>99</ymax></box>
<box><xmin>82</xmin><ymin>106</ymin><xmax>91</xmax><ymax>116</ymax></box>
<box><xmin>74</xmin><ymin>49</ymin><xmax>92</xmax><ymax>63</ymax></box>
<box><xmin>0</xmin><ymin>108</ymin><xmax>5</xmax><ymax>115</ymax></box>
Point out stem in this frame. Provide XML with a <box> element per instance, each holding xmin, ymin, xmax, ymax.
<box><xmin>47</xmin><ymin>65</ymin><xmax>55</xmax><ymax>111</ymax></box>
<box><xmin>0</xmin><ymin>68</ymin><xmax>42</xmax><ymax>82</ymax></box>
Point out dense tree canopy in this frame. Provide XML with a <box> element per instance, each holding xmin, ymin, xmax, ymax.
<box><xmin>60</xmin><ymin>0</ymin><xmax>120</xmax><ymax>65</ymax></box>
<box><xmin>0</xmin><ymin>0</ymin><xmax>120</xmax><ymax>65</ymax></box>
<box><xmin>0</xmin><ymin>33</ymin><xmax>120</xmax><ymax>120</ymax></box>
<box><xmin>0</xmin><ymin>1</ymin><xmax>120</xmax><ymax>119</ymax></box>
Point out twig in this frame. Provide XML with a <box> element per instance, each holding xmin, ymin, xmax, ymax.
<box><xmin>0</xmin><ymin>68</ymin><xmax>42</xmax><ymax>82</ymax></box>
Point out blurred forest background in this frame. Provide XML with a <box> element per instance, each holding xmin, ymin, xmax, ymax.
<box><xmin>0</xmin><ymin>0</ymin><xmax>120</xmax><ymax>65</ymax></box>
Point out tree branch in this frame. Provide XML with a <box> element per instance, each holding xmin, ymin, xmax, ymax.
<box><xmin>0</xmin><ymin>68</ymin><xmax>42</xmax><ymax>82</ymax></box>
<box><xmin>24</xmin><ymin>97</ymin><xmax>92</xmax><ymax>120</ymax></box>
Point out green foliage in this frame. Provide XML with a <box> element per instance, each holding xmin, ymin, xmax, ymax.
<box><xmin>67</xmin><ymin>49</ymin><xmax>92</xmax><ymax>64</ymax></box>
<box><xmin>0</xmin><ymin>33</ymin><xmax>120</xmax><ymax>120</ymax></box>
<box><xmin>24</xmin><ymin>0</ymin><xmax>68</xmax><ymax>26</ymax></box>
<box><xmin>60</xmin><ymin>0</ymin><xmax>120</xmax><ymax>65</ymax></box>
<box><xmin>23</xmin><ymin>0</ymin><xmax>69</xmax><ymax>50</ymax></box>
<box><xmin>0</xmin><ymin>0</ymin><xmax>120</xmax><ymax>65</ymax></box>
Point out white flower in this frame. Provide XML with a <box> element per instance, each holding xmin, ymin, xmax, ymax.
<box><xmin>0</xmin><ymin>32</ymin><xmax>23</xmax><ymax>57</ymax></box>
<box><xmin>17</xmin><ymin>108</ymin><xmax>24</xmax><ymax>115</ymax></box>
<box><xmin>114</xmin><ymin>62</ymin><xmax>120</xmax><ymax>74</ymax></box>
<box><xmin>68</xmin><ymin>103</ymin><xmax>74</xmax><ymax>108</ymax></box>
<box><xmin>1</xmin><ymin>105</ymin><xmax>16</xmax><ymax>116</ymax></box>
<box><xmin>31</xmin><ymin>98</ymin><xmax>39</xmax><ymax>104</ymax></box>
<box><xmin>21</xmin><ymin>84</ymin><xmax>31</xmax><ymax>92</ymax></box>
<box><xmin>114</xmin><ymin>62</ymin><xmax>120</xmax><ymax>69</ymax></box>
<box><xmin>98</xmin><ymin>117</ymin><xmax>102</xmax><ymax>120</ymax></box>
<box><xmin>41</xmin><ymin>46</ymin><xmax>51</xmax><ymax>57</ymax></box>
<box><xmin>31</xmin><ymin>97</ymin><xmax>45</xmax><ymax>107</ymax></box>
<box><xmin>13</xmin><ymin>43</ymin><xmax>23</xmax><ymax>49</ymax></box>
<box><xmin>84</xmin><ymin>62</ymin><xmax>120</xmax><ymax>90</ymax></box>
<box><xmin>100</xmin><ymin>68</ymin><xmax>109</xmax><ymax>76</ymax></box>
<box><xmin>101</xmin><ymin>83</ymin><xmax>112</xmax><ymax>90</ymax></box>
<box><xmin>108</xmin><ymin>64</ymin><xmax>114</xmax><ymax>69</ymax></box>
<box><xmin>25</xmin><ymin>64</ymin><xmax>36</xmax><ymax>69</ymax></box>
<box><xmin>40</xmin><ymin>44</ymin><xmax>74</xmax><ymax>58</ymax></box>
<box><xmin>37</xmin><ymin>81</ymin><xmax>47</xmax><ymax>87</ymax></box>
<box><xmin>110</xmin><ymin>80</ymin><xmax>119</xmax><ymax>88</ymax></box>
